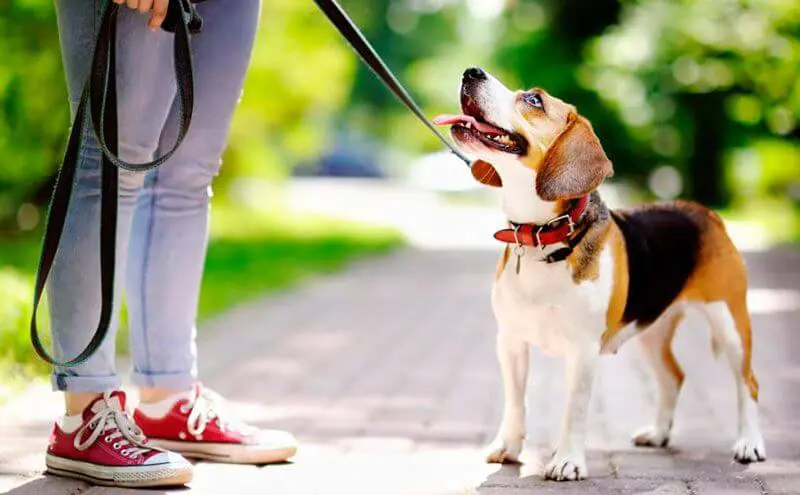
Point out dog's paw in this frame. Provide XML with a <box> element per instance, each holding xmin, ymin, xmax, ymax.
<box><xmin>544</xmin><ymin>453</ymin><xmax>587</xmax><ymax>481</ymax></box>
<box><xmin>733</xmin><ymin>435</ymin><xmax>766</xmax><ymax>464</ymax></box>
<box><xmin>485</xmin><ymin>437</ymin><xmax>523</xmax><ymax>464</ymax></box>
<box><xmin>632</xmin><ymin>426</ymin><xmax>670</xmax><ymax>448</ymax></box>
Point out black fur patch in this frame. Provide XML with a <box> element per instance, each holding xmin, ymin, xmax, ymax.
<box><xmin>611</xmin><ymin>205</ymin><xmax>704</xmax><ymax>326</ymax></box>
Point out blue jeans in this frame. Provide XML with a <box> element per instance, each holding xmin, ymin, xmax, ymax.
<box><xmin>50</xmin><ymin>0</ymin><xmax>260</xmax><ymax>392</ymax></box>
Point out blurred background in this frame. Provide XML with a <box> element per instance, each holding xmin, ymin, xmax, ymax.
<box><xmin>1</xmin><ymin>0</ymin><xmax>799</xmax><ymax>388</ymax></box>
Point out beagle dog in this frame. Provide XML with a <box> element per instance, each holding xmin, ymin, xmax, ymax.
<box><xmin>434</xmin><ymin>67</ymin><xmax>766</xmax><ymax>481</ymax></box>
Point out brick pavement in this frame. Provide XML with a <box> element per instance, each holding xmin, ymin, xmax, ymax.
<box><xmin>2</xmin><ymin>248</ymin><xmax>800</xmax><ymax>494</ymax></box>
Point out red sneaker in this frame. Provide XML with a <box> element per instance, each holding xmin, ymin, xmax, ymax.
<box><xmin>135</xmin><ymin>383</ymin><xmax>298</xmax><ymax>465</ymax></box>
<box><xmin>46</xmin><ymin>391</ymin><xmax>193</xmax><ymax>488</ymax></box>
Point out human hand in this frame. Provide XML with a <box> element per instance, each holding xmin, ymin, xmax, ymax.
<box><xmin>112</xmin><ymin>0</ymin><xmax>170</xmax><ymax>31</ymax></box>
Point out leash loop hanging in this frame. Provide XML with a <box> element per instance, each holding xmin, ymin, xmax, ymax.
<box><xmin>30</xmin><ymin>0</ymin><xmax>199</xmax><ymax>367</ymax></box>
<box><xmin>312</xmin><ymin>0</ymin><xmax>472</xmax><ymax>166</ymax></box>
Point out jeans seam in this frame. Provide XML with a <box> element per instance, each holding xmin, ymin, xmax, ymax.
<box><xmin>139</xmin><ymin>170</ymin><xmax>160</xmax><ymax>383</ymax></box>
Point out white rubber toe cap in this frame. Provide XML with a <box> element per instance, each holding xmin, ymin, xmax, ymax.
<box><xmin>144</xmin><ymin>450</ymin><xmax>192</xmax><ymax>467</ymax></box>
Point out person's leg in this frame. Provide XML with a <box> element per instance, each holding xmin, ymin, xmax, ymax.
<box><xmin>50</xmin><ymin>0</ymin><xmax>177</xmax><ymax>410</ymax></box>
<box><xmin>50</xmin><ymin>1</ymin><xmax>178</xmax><ymax>407</ymax></box>
<box><xmin>47</xmin><ymin>2</ymin><xmax>192</xmax><ymax>486</ymax></box>
<box><xmin>125</xmin><ymin>0</ymin><xmax>296</xmax><ymax>464</ymax></box>
<box><xmin>126</xmin><ymin>0</ymin><xmax>261</xmax><ymax>397</ymax></box>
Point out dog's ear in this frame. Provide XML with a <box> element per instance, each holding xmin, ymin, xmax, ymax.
<box><xmin>535</xmin><ymin>113</ymin><xmax>613</xmax><ymax>201</ymax></box>
<box><xmin>471</xmin><ymin>160</ymin><xmax>502</xmax><ymax>187</ymax></box>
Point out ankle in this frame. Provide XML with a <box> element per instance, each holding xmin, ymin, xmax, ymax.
<box><xmin>137</xmin><ymin>389</ymin><xmax>194</xmax><ymax>419</ymax></box>
<box><xmin>139</xmin><ymin>387</ymin><xmax>191</xmax><ymax>404</ymax></box>
<box><xmin>65</xmin><ymin>392</ymin><xmax>103</xmax><ymax>416</ymax></box>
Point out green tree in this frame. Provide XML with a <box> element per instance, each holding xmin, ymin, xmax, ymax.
<box><xmin>582</xmin><ymin>0</ymin><xmax>800</xmax><ymax>206</ymax></box>
<box><xmin>0</xmin><ymin>1</ymin><xmax>67</xmax><ymax>231</ymax></box>
<box><xmin>0</xmin><ymin>1</ymin><xmax>358</xmax><ymax>231</ymax></box>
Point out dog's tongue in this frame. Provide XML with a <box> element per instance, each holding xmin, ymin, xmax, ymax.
<box><xmin>432</xmin><ymin>114</ymin><xmax>504</xmax><ymax>135</ymax></box>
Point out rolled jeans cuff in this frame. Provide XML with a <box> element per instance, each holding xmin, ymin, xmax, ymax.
<box><xmin>51</xmin><ymin>372</ymin><xmax>122</xmax><ymax>393</ymax></box>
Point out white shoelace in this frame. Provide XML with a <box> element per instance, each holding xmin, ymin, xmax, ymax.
<box><xmin>183</xmin><ymin>387</ymin><xmax>252</xmax><ymax>438</ymax></box>
<box><xmin>74</xmin><ymin>392</ymin><xmax>156</xmax><ymax>459</ymax></box>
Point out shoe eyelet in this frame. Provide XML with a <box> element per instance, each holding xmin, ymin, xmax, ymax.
<box><xmin>113</xmin><ymin>442</ymin><xmax>123</xmax><ymax>449</ymax></box>
<box><xmin>104</xmin><ymin>436</ymin><xmax>113</xmax><ymax>442</ymax></box>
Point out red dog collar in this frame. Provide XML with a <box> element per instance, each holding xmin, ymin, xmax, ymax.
<box><xmin>494</xmin><ymin>196</ymin><xmax>589</xmax><ymax>248</ymax></box>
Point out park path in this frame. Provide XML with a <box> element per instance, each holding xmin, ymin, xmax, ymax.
<box><xmin>2</xmin><ymin>245</ymin><xmax>800</xmax><ymax>494</ymax></box>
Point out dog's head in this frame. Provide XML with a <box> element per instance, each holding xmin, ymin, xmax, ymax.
<box><xmin>434</xmin><ymin>67</ymin><xmax>613</xmax><ymax>202</ymax></box>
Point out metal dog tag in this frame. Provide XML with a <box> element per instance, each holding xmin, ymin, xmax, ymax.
<box><xmin>514</xmin><ymin>245</ymin><xmax>525</xmax><ymax>275</ymax></box>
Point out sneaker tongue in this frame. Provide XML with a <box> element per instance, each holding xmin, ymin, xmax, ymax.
<box><xmin>86</xmin><ymin>391</ymin><xmax>128</xmax><ymax>418</ymax></box>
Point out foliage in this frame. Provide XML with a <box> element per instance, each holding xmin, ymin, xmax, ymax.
<box><xmin>0</xmin><ymin>0</ymin><xmax>360</xmax><ymax>228</ymax></box>
<box><xmin>582</xmin><ymin>0</ymin><xmax>800</xmax><ymax>205</ymax></box>
<box><xmin>585</xmin><ymin>0</ymin><xmax>800</xmax><ymax>136</ymax></box>
<box><xmin>0</xmin><ymin>1</ymin><xmax>68</xmax><ymax>229</ymax></box>
<box><xmin>0</xmin><ymin>0</ymin><xmax>798</xmax><ymax>229</ymax></box>
<box><xmin>0</xmin><ymin>267</ymin><xmax>44</xmax><ymax>376</ymax></box>
<box><xmin>221</xmin><ymin>0</ymin><xmax>358</xmax><ymax>185</ymax></box>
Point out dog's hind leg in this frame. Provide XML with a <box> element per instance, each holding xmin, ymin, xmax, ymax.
<box><xmin>486</xmin><ymin>331</ymin><xmax>528</xmax><ymax>464</ymax></box>
<box><xmin>632</xmin><ymin>308</ymin><xmax>685</xmax><ymax>448</ymax></box>
<box><xmin>702</xmin><ymin>299</ymin><xmax>766</xmax><ymax>463</ymax></box>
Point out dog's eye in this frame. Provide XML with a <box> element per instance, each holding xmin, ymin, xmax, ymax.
<box><xmin>523</xmin><ymin>93</ymin><xmax>544</xmax><ymax>110</ymax></box>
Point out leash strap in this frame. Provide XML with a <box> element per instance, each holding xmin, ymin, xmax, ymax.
<box><xmin>312</xmin><ymin>0</ymin><xmax>472</xmax><ymax>166</ymax></box>
<box><xmin>91</xmin><ymin>1</ymin><xmax>197</xmax><ymax>172</ymax></box>
<box><xmin>30</xmin><ymin>0</ymin><xmax>199</xmax><ymax>367</ymax></box>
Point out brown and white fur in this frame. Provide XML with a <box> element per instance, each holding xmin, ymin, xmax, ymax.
<box><xmin>439</xmin><ymin>68</ymin><xmax>765</xmax><ymax>481</ymax></box>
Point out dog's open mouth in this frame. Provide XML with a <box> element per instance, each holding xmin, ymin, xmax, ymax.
<box><xmin>434</xmin><ymin>97</ymin><xmax>528</xmax><ymax>155</ymax></box>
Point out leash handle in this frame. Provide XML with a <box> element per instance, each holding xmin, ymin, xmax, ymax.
<box><xmin>312</xmin><ymin>0</ymin><xmax>472</xmax><ymax>166</ymax></box>
<box><xmin>30</xmin><ymin>0</ymin><xmax>198</xmax><ymax>367</ymax></box>
<box><xmin>90</xmin><ymin>0</ymin><xmax>196</xmax><ymax>172</ymax></box>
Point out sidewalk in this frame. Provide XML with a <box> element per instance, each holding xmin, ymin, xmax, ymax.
<box><xmin>2</xmin><ymin>245</ymin><xmax>800</xmax><ymax>494</ymax></box>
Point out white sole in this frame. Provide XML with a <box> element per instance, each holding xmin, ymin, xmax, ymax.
<box><xmin>45</xmin><ymin>453</ymin><xmax>193</xmax><ymax>488</ymax></box>
<box><xmin>151</xmin><ymin>439</ymin><xmax>297</xmax><ymax>465</ymax></box>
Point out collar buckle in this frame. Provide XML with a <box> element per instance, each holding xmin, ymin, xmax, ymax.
<box><xmin>547</xmin><ymin>213</ymin><xmax>576</xmax><ymax>234</ymax></box>
<box><xmin>534</xmin><ymin>214</ymin><xmax>575</xmax><ymax>249</ymax></box>
<box><xmin>511</xmin><ymin>224</ymin><xmax>526</xmax><ymax>254</ymax></box>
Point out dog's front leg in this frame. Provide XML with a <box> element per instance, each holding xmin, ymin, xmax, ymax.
<box><xmin>486</xmin><ymin>331</ymin><xmax>529</xmax><ymax>464</ymax></box>
<box><xmin>545</xmin><ymin>344</ymin><xmax>599</xmax><ymax>481</ymax></box>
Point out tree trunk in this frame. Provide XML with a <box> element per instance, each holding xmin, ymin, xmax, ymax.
<box><xmin>685</xmin><ymin>92</ymin><xmax>729</xmax><ymax>208</ymax></box>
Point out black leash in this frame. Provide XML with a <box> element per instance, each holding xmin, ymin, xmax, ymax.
<box><xmin>30</xmin><ymin>0</ymin><xmax>202</xmax><ymax>367</ymax></box>
<box><xmin>312</xmin><ymin>0</ymin><xmax>473</xmax><ymax>166</ymax></box>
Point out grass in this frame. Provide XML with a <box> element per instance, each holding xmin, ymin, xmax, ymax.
<box><xmin>199</xmin><ymin>202</ymin><xmax>402</xmax><ymax>318</ymax></box>
<box><xmin>0</xmin><ymin>201</ymin><xmax>403</xmax><ymax>389</ymax></box>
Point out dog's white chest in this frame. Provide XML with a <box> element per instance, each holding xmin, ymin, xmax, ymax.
<box><xmin>492</xmin><ymin>248</ymin><xmax>612</xmax><ymax>355</ymax></box>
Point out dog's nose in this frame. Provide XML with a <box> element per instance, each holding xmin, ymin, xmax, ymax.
<box><xmin>463</xmin><ymin>67</ymin><xmax>487</xmax><ymax>81</ymax></box>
